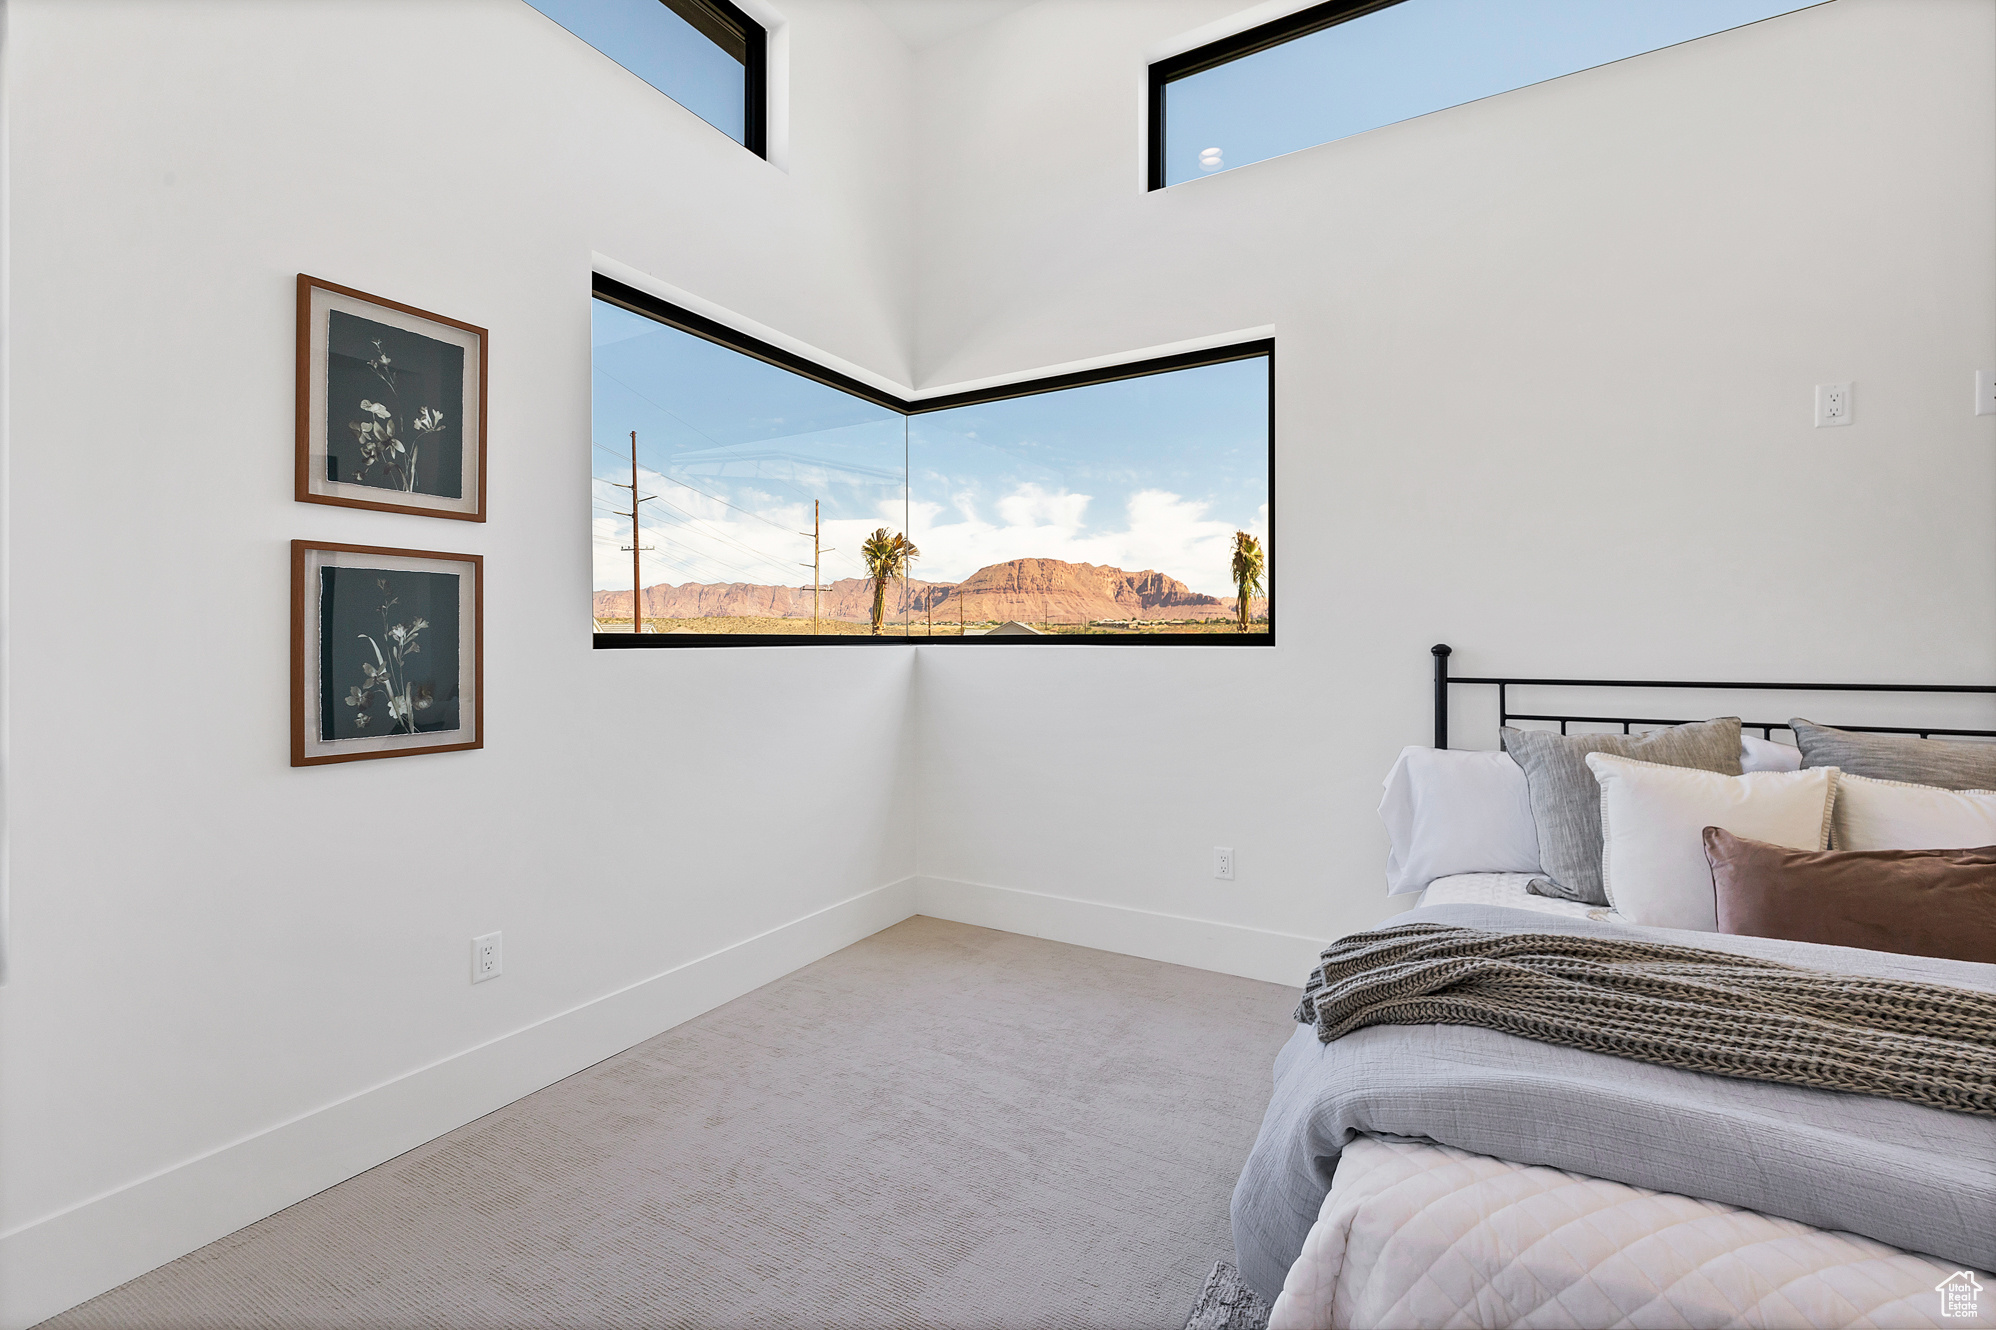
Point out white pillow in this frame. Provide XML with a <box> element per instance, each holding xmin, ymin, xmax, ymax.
<box><xmin>1834</xmin><ymin>773</ymin><xmax>1996</xmax><ymax>850</ymax></box>
<box><xmin>1379</xmin><ymin>747</ymin><xmax>1542</xmax><ymax>895</ymax></box>
<box><xmin>1740</xmin><ymin>734</ymin><xmax>1803</xmax><ymax>773</ymax></box>
<box><xmin>1585</xmin><ymin>753</ymin><xmax>1838</xmax><ymax>932</ymax></box>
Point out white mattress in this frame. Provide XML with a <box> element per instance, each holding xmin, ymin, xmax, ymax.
<box><xmin>1269</xmin><ymin>1135</ymin><xmax>1982</xmax><ymax>1330</ymax></box>
<box><xmin>1416</xmin><ymin>871</ymin><xmax>1607</xmax><ymax>920</ymax></box>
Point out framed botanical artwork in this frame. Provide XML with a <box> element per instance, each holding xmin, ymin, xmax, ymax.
<box><xmin>296</xmin><ymin>274</ymin><xmax>486</xmax><ymax>520</ymax></box>
<box><xmin>292</xmin><ymin>541</ymin><xmax>483</xmax><ymax>766</ymax></box>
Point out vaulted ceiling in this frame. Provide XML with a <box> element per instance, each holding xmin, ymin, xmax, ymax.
<box><xmin>861</xmin><ymin>0</ymin><xmax>1039</xmax><ymax>49</ymax></box>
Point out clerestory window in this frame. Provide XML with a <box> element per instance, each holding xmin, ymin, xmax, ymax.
<box><xmin>1150</xmin><ymin>0</ymin><xmax>1823</xmax><ymax>189</ymax></box>
<box><xmin>527</xmin><ymin>0</ymin><xmax>766</xmax><ymax>155</ymax></box>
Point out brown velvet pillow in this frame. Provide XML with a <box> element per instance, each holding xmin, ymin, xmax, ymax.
<box><xmin>1703</xmin><ymin>826</ymin><xmax>1996</xmax><ymax>963</ymax></box>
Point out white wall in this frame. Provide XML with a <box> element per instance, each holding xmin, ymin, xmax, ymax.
<box><xmin>0</xmin><ymin>2</ymin><xmax>922</xmax><ymax>1324</ymax></box>
<box><xmin>906</xmin><ymin>0</ymin><xmax>1996</xmax><ymax>955</ymax></box>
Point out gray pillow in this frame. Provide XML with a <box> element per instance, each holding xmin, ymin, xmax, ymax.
<box><xmin>1502</xmin><ymin>718</ymin><xmax>1743</xmax><ymax>905</ymax></box>
<box><xmin>1791</xmin><ymin>719</ymin><xmax>1996</xmax><ymax>791</ymax></box>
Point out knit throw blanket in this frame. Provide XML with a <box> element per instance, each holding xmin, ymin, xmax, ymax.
<box><xmin>1295</xmin><ymin>923</ymin><xmax>1996</xmax><ymax>1116</ymax></box>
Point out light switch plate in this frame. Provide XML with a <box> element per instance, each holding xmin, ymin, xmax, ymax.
<box><xmin>1976</xmin><ymin>370</ymin><xmax>1996</xmax><ymax>417</ymax></box>
<box><xmin>1815</xmin><ymin>383</ymin><xmax>1852</xmax><ymax>428</ymax></box>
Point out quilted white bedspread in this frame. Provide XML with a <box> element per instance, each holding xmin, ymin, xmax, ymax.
<box><xmin>1268</xmin><ymin>1136</ymin><xmax>1990</xmax><ymax>1329</ymax></box>
<box><xmin>1416</xmin><ymin>873</ymin><xmax>1604</xmax><ymax>920</ymax></box>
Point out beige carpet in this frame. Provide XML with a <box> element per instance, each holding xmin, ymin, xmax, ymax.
<box><xmin>46</xmin><ymin>916</ymin><xmax>1300</xmax><ymax>1330</ymax></box>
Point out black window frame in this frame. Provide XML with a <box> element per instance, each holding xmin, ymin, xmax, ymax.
<box><xmin>533</xmin><ymin>0</ymin><xmax>766</xmax><ymax>157</ymax></box>
<box><xmin>1147</xmin><ymin>0</ymin><xmax>1408</xmax><ymax>191</ymax></box>
<box><xmin>591</xmin><ymin>273</ymin><xmax>1277</xmax><ymax>648</ymax></box>
<box><xmin>662</xmin><ymin>0</ymin><xmax>767</xmax><ymax>158</ymax></box>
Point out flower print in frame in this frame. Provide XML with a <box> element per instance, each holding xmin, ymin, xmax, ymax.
<box><xmin>296</xmin><ymin>275</ymin><xmax>486</xmax><ymax>520</ymax></box>
<box><xmin>292</xmin><ymin>541</ymin><xmax>482</xmax><ymax>766</ymax></box>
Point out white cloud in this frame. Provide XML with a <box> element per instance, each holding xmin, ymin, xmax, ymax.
<box><xmin>911</xmin><ymin>484</ymin><xmax>1262</xmax><ymax>598</ymax></box>
<box><xmin>592</xmin><ymin>466</ymin><xmax>905</xmax><ymax>591</ymax></box>
<box><xmin>994</xmin><ymin>482</ymin><xmax>1090</xmax><ymax>531</ymax></box>
<box><xmin>594</xmin><ymin>470</ymin><xmax>1266</xmax><ymax>601</ymax></box>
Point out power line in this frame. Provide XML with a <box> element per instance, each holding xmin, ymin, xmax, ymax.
<box><xmin>590</xmin><ymin>444</ymin><xmax>807</xmax><ymax>537</ymax></box>
<box><xmin>642</xmin><ymin>519</ymin><xmax>790</xmax><ymax>579</ymax></box>
<box><xmin>590</xmin><ymin>469</ymin><xmax>805</xmax><ymax>567</ymax></box>
<box><xmin>587</xmin><ymin>472</ymin><xmax>799</xmax><ymax>564</ymax></box>
<box><xmin>639</xmin><ymin>491</ymin><xmax>806</xmax><ymax>573</ymax></box>
<box><xmin>589</xmin><ymin>506</ymin><xmax>790</xmax><ymax>583</ymax></box>
<box><xmin>588</xmin><ymin>499</ymin><xmax>801</xmax><ymax>581</ymax></box>
<box><xmin>588</xmin><ymin>533</ymin><xmax>770</xmax><ymax>594</ymax></box>
<box><xmin>656</xmin><ymin>472</ymin><xmax>810</xmax><ymax>535</ymax></box>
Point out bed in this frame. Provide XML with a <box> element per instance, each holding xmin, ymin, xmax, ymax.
<box><xmin>1416</xmin><ymin>871</ymin><xmax>1602</xmax><ymax>918</ymax></box>
<box><xmin>1231</xmin><ymin>649</ymin><xmax>1996</xmax><ymax>1329</ymax></box>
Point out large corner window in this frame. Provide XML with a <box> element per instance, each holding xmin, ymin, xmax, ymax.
<box><xmin>591</xmin><ymin>278</ymin><xmax>1273</xmax><ymax>645</ymax></box>
<box><xmin>528</xmin><ymin>0</ymin><xmax>766</xmax><ymax>155</ymax></box>
<box><xmin>1149</xmin><ymin>0</ymin><xmax>1822</xmax><ymax>188</ymax></box>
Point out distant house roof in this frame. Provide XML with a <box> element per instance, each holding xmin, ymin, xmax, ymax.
<box><xmin>986</xmin><ymin>621</ymin><xmax>1043</xmax><ymax>636</ymax></box>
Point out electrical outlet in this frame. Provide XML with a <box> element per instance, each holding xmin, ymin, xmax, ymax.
<box><xmin>1814</xmin><ymin>382</ymin><xmax>1852</xmax><ymax>428</ymax></box>
<box><xmin>1214</xmin><ymin>847</ymin><xmax>1235</xmax><ymax>881</ymax></box>
<box><xmin>1976</xmin><ymin>370</ymin><xmax>1996</xmax><ymax>417</ymax></box>
<box><xmin>471</xmin><ymin>931</ymin><xmax>502</xmax><ymax>984</ymax></box>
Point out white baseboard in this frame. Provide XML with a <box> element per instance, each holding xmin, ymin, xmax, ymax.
<box><xmin>3</xmin><ymin>874</ymin><xmax>1318</xmax><ymax>1328</ymax></box>
<box><xmin>0</xmin><ymin>877</ymin><xmax>920</xmax><ymax>1330</ymax></box>
<box><xmin>913</xmin><ymin>875</ymin><xmax>1328</xmax><ymax>986</ymax></box>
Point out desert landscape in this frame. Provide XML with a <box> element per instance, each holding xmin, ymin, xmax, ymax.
<box><xmin>592</xmin><ymin>556</ymin><xmax>1270</xmax><ymax>634</ymax></box>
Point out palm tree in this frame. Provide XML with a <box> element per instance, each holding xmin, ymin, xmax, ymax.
<box><xmin>861</xmin><ymin>528</ymin><xmax>921</xmax><ymax>635</ymax></box>
<box><xmin>1230</xmin><ymin>531</ymin><xmax>1265</xmax><ymax>633</ymax></box>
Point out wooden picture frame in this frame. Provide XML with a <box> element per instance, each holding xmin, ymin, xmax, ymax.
<box><xmin>296</xmin><ymin>274</ymin><xmax>487</xmax><ymax>521</ymax></box>
<box><xmin>292</xmin><ymin>540</ymin><xmax>483</xmax><ymax>766</ymax></box>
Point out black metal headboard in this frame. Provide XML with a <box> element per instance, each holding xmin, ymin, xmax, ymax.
<box><xmin>1431</xmin><ymin>644</ymin><xmax>1996</xmax><ymax>749</ymax></box>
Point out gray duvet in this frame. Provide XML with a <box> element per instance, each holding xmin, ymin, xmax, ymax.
<box><xmin>1230</xmin><ymin>903</ymin><xmax>1996</xmax><ymax>1303</ymax></box>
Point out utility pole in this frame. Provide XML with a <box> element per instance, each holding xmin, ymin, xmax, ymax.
<box><xmin>795</xmin><ymin>500</ymin><xmax>834</xmax><ymax>634</ymax></box>
<box><xmin>630</xmin><ymin>434</ymin><xmax>642</xmax><ymax>631</ymax></box>
<box><xmin>605</xmin><ymin>430</ymin><xmax>655</xmax><ymax>632</ymax></box>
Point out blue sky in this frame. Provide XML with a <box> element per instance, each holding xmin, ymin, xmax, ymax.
<box><xmin>591</xmin><ymin>303</ymin><xmax>903</xmax><ymax>593</ymax></box>
<box><xmin>526</xmin><ymin>0</ymin><xmax>746</xmax><ymax>143</ymax></box>
<box><xmin>1167</xmin><ymin>0</ymin><xmax>1820</xmax><ymax>184</ymax></box>
<box><xmin>591</xmin><ymin>301</ymin><xmax>1271</xmax><ymax>599</ymax></box>
<box><xmin>907</xmin><ymin>364</ymin><xmax>1270</xmax><ymax>598</ymax></box>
